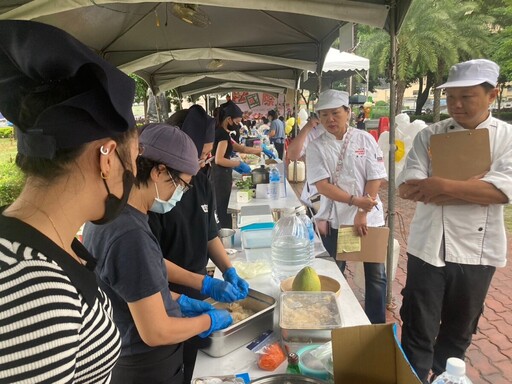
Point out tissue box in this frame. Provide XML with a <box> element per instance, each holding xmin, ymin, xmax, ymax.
<box><xmin>237</xmin><ymin>189</ymin><xmax>253</xmax><ymax>203</ymax></box>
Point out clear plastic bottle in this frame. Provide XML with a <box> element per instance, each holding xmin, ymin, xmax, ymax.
<box><xmin>271</xmin><ymin>208</ymin><xmax>311</xmax><ymax>282</ymax></box>
<box><xmin>268</xmin><ymin>166</ymin><xmax>281</xmax><ymax>200</ymax></box>
<box><xmin>295</xmin><ymin>206</ymin><xmax>315</xmax><ymax>260</ymax></box>
<box><xmin>431</xmin><ymin>358</ymin><xmax>473</xmax><ymax>384</ymax></box>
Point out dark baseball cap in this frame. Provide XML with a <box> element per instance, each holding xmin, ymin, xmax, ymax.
<box><xmin>139</xmin><ymin>124</ymin><xmax>200</xmax><ymax>176</ymax></box>
<box><xmin>0</xmin><ymin>20</ymin><xmax>136</xmax><ymax>158</ymax></box>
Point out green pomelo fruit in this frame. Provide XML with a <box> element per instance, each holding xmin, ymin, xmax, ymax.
<box><xmin>292</xmin><ymin>266</ymin><xmax>321</xmax><ymax>291</ymax></box>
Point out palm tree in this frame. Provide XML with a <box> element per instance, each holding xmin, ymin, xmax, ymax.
<box><xmin>357</xmin><ymin>0</ymin><xmax>492</xmax><ymax>118</ymax></box>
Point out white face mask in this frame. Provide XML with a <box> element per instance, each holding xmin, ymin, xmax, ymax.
<box><xmin>149</xmin><ymin>174</ymin><xmax>185</xmax><ymax>214</ymax></box>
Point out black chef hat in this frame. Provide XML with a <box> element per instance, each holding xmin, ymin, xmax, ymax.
<box><xmin>220</xmin><ymin>100</ymin><xmax>243</xmax><ymax>119</ymax></box>
<box><xmin>0</xmin><ymin>20</ymin><xmax>136</xmax><ymax>159</ymax></box>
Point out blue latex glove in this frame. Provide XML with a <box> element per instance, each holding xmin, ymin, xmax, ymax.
<box><xmin>198</xmin><ymin>309</ymin><xmax>233</xmax><ymax>338</ymax></box>
<box><xmin>200</xmin><ymin>275</ymin><xmax>239</xmax><ymax>302</ymax></box>
<box><xmin>233</xmin><ymin>161</ymin><xmax>251</xmax><ymax>174</ymax></box>
<box><xmin>262</xmin><ymin>145</ymin><xmax>276</xmax><ymax>159</ymax></box>
<box><xmin>223</xmin><ymin>267</ymin><xmax>249</xmax><ymax>300</ymax></box>
<box><xmin>177</xmin><ymin>294</ymin><xmax>215</xmax><ymax>317</ymax></box>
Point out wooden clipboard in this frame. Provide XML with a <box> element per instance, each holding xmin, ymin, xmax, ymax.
<box><xmin>430</xmin><ymin>128</ymin><xmax>491</xmax><ymax>181</ymax></box>
<box><xmin>336</xmin><ymin>225</ymin><xmax>389</xmax><ymax>263</ymax></box>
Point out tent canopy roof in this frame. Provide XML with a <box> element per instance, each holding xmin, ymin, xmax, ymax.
<box><xmin>0</xmin><ymin>1</ymin><xmax>410</xmax><ymax>96</ymax></box>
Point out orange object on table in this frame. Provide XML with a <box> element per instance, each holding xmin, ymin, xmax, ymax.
<box><xmin>258</xmin><ymin>342</ymin><xmax>286</xmax><ymax>371</ymax></box>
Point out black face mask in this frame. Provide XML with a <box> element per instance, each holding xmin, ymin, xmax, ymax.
<box><xmin>92</xmin><ymin>153</ymin><xmax>135</xmax><ymax>225</ymax></box>
<box><xmin>228</xmin><ymin>122</ymin><xmax>239</xmax><ymax>131</ymax></box>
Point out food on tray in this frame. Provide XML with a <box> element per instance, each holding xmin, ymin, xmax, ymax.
<box><xmin>292</xmin><ymin>266</ymin><xmax>321</xmax><ymax>292</ymax></box>
<box><xmin>226</xmin><ymin>302</ymin><xmax>255</xmax><ymax>323</ymax></box>
<box><xmin>240</xmin><ymin>153</ymin><xmax>260</xmax><ymax>165</ymax></box>
<box><xmin>280</xmin><ymin>293</ymin><xmax>341</xmax><ymax>329</ymax></box>
<box><xmin>213</xmin><ymin>302</ymin><xmax>255</xmax><ymax>324</ymax></box>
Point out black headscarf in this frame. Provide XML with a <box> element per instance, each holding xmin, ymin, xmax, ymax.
<box><xmin>169</xmin><ymin>105</ymin><xmax>215</xmax><ymax>156</ymax></box>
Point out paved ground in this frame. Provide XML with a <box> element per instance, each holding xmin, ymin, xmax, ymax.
<box><xmin>290</xmin><ymin>181</ymin><xmax>511</xmax><ymax>383</ymax></box>
<box><xmin>348</xmin><ymin>183</ymin><xmax>512</xmax><ymax>384</ymax></box>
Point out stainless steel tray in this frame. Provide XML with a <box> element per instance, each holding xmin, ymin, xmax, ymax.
<box><xmin>201</xmin><ymin>288</ymin><xmax>276</xmax><ymax>357</ymax></box>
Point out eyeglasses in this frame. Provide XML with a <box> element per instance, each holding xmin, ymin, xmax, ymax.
<box><xmin>176</xmin><ymin>175</ymin><xmax>193</xmax><ymax>193</ymax></box>
<box><xmin>169</xmin><ymin>172</ymin><xmax>192</xmax><ymax>193</ymax></box>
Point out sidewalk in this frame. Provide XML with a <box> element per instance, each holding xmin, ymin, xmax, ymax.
<box><xmin>289</xmin><ymin>180</ymin><xmax>512</xmax><ymax>384</ymax></box>
<box><xmin>352</xmin><ymin>183</ymin><xmax>511</xmax><ymax>384</ymax></box>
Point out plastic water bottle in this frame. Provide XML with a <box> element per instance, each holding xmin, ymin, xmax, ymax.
<box><xmin>296</xmin><ymin>206</ymin><xmax>315</xmax><ymax>260</ymax></box>
<box><xmin>431</xmin><ymin>358</ymin><xmax>473</xmax><ymax>384</ymax></box>
<box><xmin>269</xmin><ymin>166</ymin><xmax>280</xmax><ymax>200</ymax></box>
<box><xmin>271</xmin><ymin>208</ymin><xmax>312</xmax><ymax>282</ymax></box>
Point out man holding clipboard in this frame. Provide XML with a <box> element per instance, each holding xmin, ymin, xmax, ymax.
<box><xmin>397</xmin><ymin>59</ymin><xmax>512</xmax><ymax>384</ymax></box>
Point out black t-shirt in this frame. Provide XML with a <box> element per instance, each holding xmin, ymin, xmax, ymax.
<box><xmin>148</xmin><ymin>172</ymin><xmax>219</xmax><ymax>297</ymax></box>
<box><xmin>357</xmin><ymin>111</ymin><xmax>366</xmax><ymax>129</ymax></box>
<box><xmin>83</xmin><ymin>205</ymin><xmax>181</xmax><ymax>356</ymax></box>
<box><xmin>213</xmin><ymin>128</ymin><xmax>233</xmax><ymax>161</ymax></box>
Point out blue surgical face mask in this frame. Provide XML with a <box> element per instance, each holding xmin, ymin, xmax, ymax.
<box><xmin>149</xmin><ymin>174</ymin><xmax>185</xmax><ymax>214</ymax></box>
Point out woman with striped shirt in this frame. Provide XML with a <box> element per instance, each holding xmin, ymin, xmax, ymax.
<box><xmin>0</xmin><ymin>21</ymin><xmax>138</xmax><ymax>383</ymax></box>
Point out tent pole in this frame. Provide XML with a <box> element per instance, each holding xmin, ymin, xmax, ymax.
<box><xmin>386</xmin><ymin>0</ymin><xmax>398</xmax><ymax>308</ymax></box>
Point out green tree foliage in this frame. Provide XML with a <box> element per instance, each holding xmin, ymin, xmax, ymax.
<box><xmin>480</xmin><ymin>0</ymin><xmax>512</xmax><ymax>110</ymax></box>
<box><xmin>357</xmin><ymin>0</ymin><xmax>494</xmax><ymax>117</ymax></box>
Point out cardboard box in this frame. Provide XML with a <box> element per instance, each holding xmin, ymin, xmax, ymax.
<box><xmin>332</xmin><ymin>324</ymin><xmax>422</xmax><ymax>384</ymax></box>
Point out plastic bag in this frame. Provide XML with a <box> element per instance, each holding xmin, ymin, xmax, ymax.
<box><xmin>233</xmin><ymin>260</ymin><xmax>271</xmax><ymax>279</ymax></box>
<box><xmin>247</xmin><ymin>331</ymin><xmax>286</xmax><ymax>371</ymax></box>
<box><xmin>193</xmin><ymin>377</ymin><xmax>245</xmax><ymax>384</ymax></box>
<box><xmin>308</xmin><ymin>341</ymin><xmax>333</xmax><ymax>372</ymax></box>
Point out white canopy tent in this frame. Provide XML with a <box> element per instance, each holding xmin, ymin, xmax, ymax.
<box><xmin>323</xmin><ymin>48</ymin><xmax>370</xmax><ymax>72</ymax></box>
<box><xmin>301</xmin><ymin>48</ymin><xmax>370</xmax><ymax>94</ymax></box>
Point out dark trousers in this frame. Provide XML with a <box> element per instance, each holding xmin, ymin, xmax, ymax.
<box><xmin>274</xmin><ymin>141</ymin><xmax>284</xmax><ymax>160</ymax></box>
<box><xmin>111</xmin><ymin>344</ymin><xmax>184</xmax><ymax>384</ymax></box>
<box><xmin>211</xmin><ymin>165</ymin><xmax>233</xmax><ymax>228</ymax></box>
<box><xmin>400</xmin><ymin>254</ymin><xmax>495</xmax><ymax>383</ymax></box>
<box><xmin>321</xmin><ymin>227</ymin><xmax>387</xmax><ymax>324</ymax></box>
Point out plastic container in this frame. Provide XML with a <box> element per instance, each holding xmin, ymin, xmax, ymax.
<box><xmin>431</xmin><ymin>358</ymin><xmax>473</xmax><ymax>384</ymax></box>
<box><xmin>240</xmin><ymin>222</ymin><xmax>275</xmax><ymax>249</ymax></box>
<box><xmin>288</xmin><ymin>161</ymin><xmax>306</xmax><ymax>183</ymax></box>
<box><xmin>279</xmin><ymin>292</ymin><xmax>342</xmax><ymax>345</ymax></box>
<box><xmin>269</xmin><ymin>166</ymin><xmax>281</xmax><ymax>200</ymax></box>
<box><xmin>297</xmin><ymin>345</ymin><xmax>330</xmax><ymax>380</ymax></box>
<box><xmin>271</xmin><ymin>208</ymin><xmax>311</xmax><ymax>282</ymax></box>
<box><xmin>295</xmin><ymin>206</ymin><xmax>315</xmax><ymax>260</ymax></box>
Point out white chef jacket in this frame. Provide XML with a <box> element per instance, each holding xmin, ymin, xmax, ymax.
<box><xmin>299</xmin><ymin>124</ymin><xmax>325</xmax><ymax>206</ymax></box>
<box><xmin>306</xmin><ymin>127</ymin><xmax>387</xmax><ymax>228</ymax></box>
<box><xmin>396</xmin><ymin>114</ymin><xmax>512</xmax><ymax>268</ymax></box>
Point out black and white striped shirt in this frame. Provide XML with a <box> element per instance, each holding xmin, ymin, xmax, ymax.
<box><xmin>0</xmin><ymin>230</ymin><xmax>121</xmax><ymax>383</ymax></box>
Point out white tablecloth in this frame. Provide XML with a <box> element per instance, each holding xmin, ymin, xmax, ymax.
<box><xmin>193</xmin><ymin>256</ymin><xmax>370</xmax><ymax>381</ymax></box>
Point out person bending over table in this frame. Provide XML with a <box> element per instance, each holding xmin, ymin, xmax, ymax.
<box><xmin>83</xmin><ymin>124</ymin><xmax>234</xmax><ymax>384</ymax></box>
<box><xmin>149</xmin><ymin>106</ymin><xmax>249</xmax><ymax>383</ymax></box>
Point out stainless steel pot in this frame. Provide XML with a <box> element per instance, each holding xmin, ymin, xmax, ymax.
<box><xmin>218</xmin><ymin>228</ymin><xmax>235</xmax><ymax>248</ymax></box>
<box><xmin>251</xmin><ymin>165</ymin><xmax>269</xmax><ymax>184</ymax></box>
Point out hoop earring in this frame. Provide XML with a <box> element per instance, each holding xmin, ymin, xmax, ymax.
<box><xmin>100</xmin><ymin>171</ymin><xmax>109</xmax><ymax>180</ymax></box>
<box><xmin>100</xmin><ymin>146</ymin><xmax>109</xmax><ymax>155</ymax></box>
